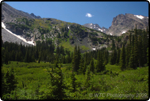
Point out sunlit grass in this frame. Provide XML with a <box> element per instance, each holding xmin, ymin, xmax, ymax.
<box><xmin>2</xmin><ymin>61</ymin><xmax>148</xmax><ymax>100</ymax></box>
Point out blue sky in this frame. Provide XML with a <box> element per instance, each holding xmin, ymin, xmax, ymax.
<box><xmin>5</xmin><ymin>1</ymin><xmax>149</xmax><ymax>29</ymax></box>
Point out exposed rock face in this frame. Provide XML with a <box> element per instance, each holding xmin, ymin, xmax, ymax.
<box><xmin>83</xmin><ymin>23</ymin><xmax>108</xmax><ymax>33</ymax></box>
<box><xmin>107</xmin><ymin>13</ymin><xmax>149</xmax><ymax>36</ymax></box>
<box><xmin>2</xmin><ymin>2</ymin><xmax>41</xmax><ymax>23</ymax></box>
<box><xmin>2</xmin><ymin>28</ymin><xmax>32</xmax><ymax>46</ymax></box>
<box><xmin>83</xmin><ymin>13</ymin><xmax>148</xmax><ymax>36</ymax></box>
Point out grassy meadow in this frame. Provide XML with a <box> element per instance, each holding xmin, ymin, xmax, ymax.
<box><xmin>1</xmin><ymin>61</ymin><xmax>148</xmax><ymax>100</ymax></box>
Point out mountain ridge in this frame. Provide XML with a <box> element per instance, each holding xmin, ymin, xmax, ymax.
<box><xmin>83</xmin><ymin>13</ymin><xmax>148</xmax><ymax>36</ymax></box>
<box><xmin>1</xmin><ymin>2</ymin><xmax>149</xmax><ymax>52</ymax></box>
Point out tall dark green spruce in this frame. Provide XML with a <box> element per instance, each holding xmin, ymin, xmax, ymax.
<box><xmin>147</xmin><ymin>47</ymin><xmax>149</xmax><ymax>66</ymax></box>
<box><xmin>120</xmin><ymin>44</ymin><xmax>126</xmax><ymax>71</ymax></box>
<box><xmin>72</xmin><ymin>45</ymin><xmax>81</xmax><ymax>73</ymax></box>
<box><xmin>46</xmin><ymin>61</ymin><xmax>67</xmax><ymax>99</ymax></box>
<box><xmin>96</xmin><ymin>51</ymin><xmax>105</xmax><ymax>73</ymax></box>
<box><xmin>104</xmin><ymin>50</ymin><xmax>109</xmax><ymax>65</ymax></box>
<box><xmin>71</xmin><ymin>71</ymin><xmax>77</xmax><ymax>92</ymax></box>
<box><xmin>128</xmin><ymin>49</ymin><xmax>135</xmax><ymax>69</ymax></box>
<box><xmin>125</xmin><ymin>44</ymin><xmax>131</xmax><ymax>68</ymax></box>
<box><xmin>82</xmin><ymin>58</ymin><xmax>87</xmax><ymax>75</ymax></box>
<box><xmin>78</xmin><ymin>56</ymin><xmax>84</xmax><ymax>74</ymax></box>
<box><xmin>110</xmin><ymin>49</ymin><xmax>117</xmax><ymax>65</ymax></box>
<box><xmin>116</xmin><ymin>48</ymin><xmax>120</xmax><ymax>65</ymax></box>
<box><xmin>84</xmin><ymin>65</ymin><xmax>91</xmax><ymax>88</ymax></box>
<box><xmin>89</xmin><ymin>58</ymin><xmax>95</xmax><ymax>73</ymax></box>
<box><xmin>4</xmin><ymin>67</ymin><xmax>18</xmax><ymax>95</ymax></box>
<box><xmin>133</xmin><ymin>29</ymin><xmax>138</xmax><ymax>69</ymax></box>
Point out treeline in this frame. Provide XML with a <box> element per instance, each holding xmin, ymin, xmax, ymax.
<box><xmin>71</xmin><ymin>45</ymin><xmax>109</xmax><ymax>74</ymax></box>
<box><xmin>1</xmin><ymin>28</ymin><xmax>149</xmax><ymax>71</ymax></box>
<box><xmin>110</xmin><ymin>28</ymin><xmax>149</xmax><ymax>70</ymax></box>
<box><xmin>1</xmin><ymin>39</ymin><xmax>72</xmax><ymax>65</ymax></box>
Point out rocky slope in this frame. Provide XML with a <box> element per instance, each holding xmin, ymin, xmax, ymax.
<box><xmin>107</xmin><ymin>13</ymin><xmax>149</xmax><ymax>36</ymax></box>
<box><xmin>2</xmin><ymin>2</ymin><xmax>41</xmax><ymax>22</ymax></box>
<box><xmin>1</xmin><ymin>3</ymin><xmax>148</xmax><ymax>52</ymax></box>
<box><xmin>83</xmin><ymin>23</ymin><xmax>108</xmax><ymax>33</ymax></box>
<box><xmin>84</xmin><ymin>13</ymin><xmax>149</xmax><ymax>36</ymax></box>
<box><xmin>2</xmin><ymin>3</ymin><xmax>111</xmax><ymax>51</ymax></box>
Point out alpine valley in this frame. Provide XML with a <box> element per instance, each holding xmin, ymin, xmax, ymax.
<box><xmin>1</xmin><ymin>2</ymin><xmax>149</xmax><ymax>100</ymax></box>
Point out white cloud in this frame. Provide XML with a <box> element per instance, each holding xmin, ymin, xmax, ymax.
<box><xmin>85</xmin><ymin>13</ymin><xmax>93</xmax><ymax>18</ymax></box>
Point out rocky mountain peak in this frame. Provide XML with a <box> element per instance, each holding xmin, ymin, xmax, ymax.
<box><xmin>83</xmin><ymin>23</ymin><xmax>108</xmax><ymax>33</ymax></box>
<box><xmin>107</xmin><ymin>13</ymin><xmax>149</xmax><ymax>36</ymax></box>
<box><xmin>30</xmin><ymin>13</ymin><xmax>41</xmax><ymax>19</ymax></box>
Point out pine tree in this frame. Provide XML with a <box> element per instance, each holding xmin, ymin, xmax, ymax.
<box><xmin>96</xmin><ymin>51</ymin><xmax>101</xmax><ymax>72</ymax></box>
<box><xmin>110</xmin><ymin>49</ymin><xmax>117</xmax><ymax>65</ymax></box>
<box><xmin>5</xmin><ymin>68</ymin><xmax>17</xmax><ymax>94</ymax></box>
<box><xmin>104</xmin><ymin>50</ymin><xmax>109</xmax><ymax>65</ymax></box>
<box><xmin>4</xmin><ymin>49</ymin><xmax>9</xmax><ymax>65</ymax></box>
<box><xmin>77</xmin><ymin>46</ymin><xmax>81</xmax><ymax>73</ymax></box>
<box><xmin>128</xmin><ymin>50</ymin><xmax>135</xmax><ymax>69</ymax></box>
<box><xmin>116</xmin><ymin>48</ymin><xmax>120</xmax><ymax>65</ymax></box>
<box><xmin>84</xmin><ymin>66</ymin><xmax>91</xmax><ymax>88</ymax></box>
<box><xmin>72</xmin><ymin>45</ymin><xmax>79</xmax><ymax>72</ymax></box>
<box><xmin>2</xmin><ymin>70</ymin><xmax>7</xmax><ymax>95</ymax></box>
<box><xmin>125</xmin><ymin>45</ymin><xmax>131</xmax><ymax>67</ymax></box>
<box><xmin>24</xmin><ymin>49</ymin><xmax>29</xmax><ymax>62</ymax></box>
<box><xmin>82</xmin><ymin>58</ymin><xmax>87</xmax><ymax>75</ymax></box>
<box><xmin>96</xmin><ymin>51</ymin><xmax>105</xmax><ymax>73</ymax></box>
<box><xmin>78</xmin><ymin>56</ymin><xmax>84</xmax><ymax>74</ymax></box>
<box><xmin>71</xmin><ymin>71</ymin><xmax>77</xmax><ymax>92</ymax></box>
<box><xmin>120</xmin><ymin>44</ymin><xmax>126</xmax><ymax>71</ymax></box>
<box><xmin>46</xmin><ymin>62</ymin><xmax>67</xmax><ymax>99</ymax></box>
<box><xmin>89</xmin><ymin>58</ymin><xmax>94</xmax><ymax>73</ymax></box>
<box><xmin>137</xmin><ymin>36</ymin><xmax>144</xmax><ymax>67</ymax></box>
<box><xmin>147</xmin><ymin>47</ymin><xmax>149</xmax><ymax>66</ymax></box>
<box><xmin>133</xmin><ymin>30</ymin><xmax>138</xmax><ymax>69</ymax></box>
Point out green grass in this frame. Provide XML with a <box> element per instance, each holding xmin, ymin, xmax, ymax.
<box><xmin>59</xmin><ymin>40</ymin><xmax>74</xmax><ymax>52</ymax></box>
<box><xmin>2</xmin><ymin>61</ymin><xmax>148</xmax><ymax>100</ymax></box>
<box><xmin>80</xmin><ymin>45</ymin><xmax>90</xmax><ymax>51</ymax></box>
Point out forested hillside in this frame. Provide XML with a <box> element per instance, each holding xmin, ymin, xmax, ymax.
<box><xmin>1</xmin><ymin>27</ymin><xmax>149</xmax><ymax>100</ymax></box>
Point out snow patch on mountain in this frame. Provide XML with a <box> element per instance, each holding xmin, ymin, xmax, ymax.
<box><xmin>2</xmin><ymin>22</ymin><xmax>35</xmax><ymax>46</ymax></box>
<box><xmin>92</xmin><ymin>47</ymin><xmax>96</xmax><ymax>50</ymax></box>
<box><xmin>134</xmin><ymin>15</ymin><xmax>144</xmax><ymax>19</ymax></box>
<box><xmin>98</xmin><ymin>28</ymin><xmax>103</xmax><ymax>32</ymax></box>
<box><xmin>122</xmin><ymin>30</ymin><xmax>126</xmax><ymax>34</ymax></box>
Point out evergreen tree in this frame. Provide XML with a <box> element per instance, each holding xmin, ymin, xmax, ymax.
<box><xmin>72</xmin><ymin>45</ymin><xmax>79</xmax><ymax>72</ymax></box>
<box><xmin>104</xmin><ymin>50</ymin><xmax>109</xmax><ymax>65</ymax></box>
<box><xmin>110</xmin><ymin>49</ymin><xmax>117</xmax><ymax>65</ymax></box>
<box><xmin>125</xmin><ymin>45</ymin><xmax>131</xmax><ymax>67</ymax></box>
<box><xmin>82</xmin><ymin>58</ymin><xmax>87</xmax><ymax>75</ymax></box>
<box><xmin>128</xmin><ymin>50</ymin><xmax>135</xmax><ymax>69</ymax></box>
<box><xmin>116</xmin><ymin>48</ymin><xmax>120</xmax><ymax>65</ymax></box>
<box><xmin>147</xmin><ymin>47</ymin><xmax>149</xmax><ymax>66</ymax></box>
<box><xmin>4</xmin><ymin>49</ymin><xmax>9</xmax><ymax>65</ymax></box>
<box><xmin>78</xmin><ymin>56</ymin><xmax>84</xmax><ymax>74</ymax></box>
<box><xmin>71</xmin><ymin>71</ymin><xmax>77</xmax><ymax>92</ymax></box>
<box><xmin>96</xmin><ymin>51</ymin><xmax>105</xmax><ymax>73</ymax></box>
<box><xmin>62</xmin><ymin>56</ymin><xmax>66</xmax><ymax>64</ymax></box>
<box><xmin>89</xmin><ymin>58</ymin><xmax>95</xmax><ymax>73</ymax></box>
<box><xmin>5</xmin><ymin>68</ymin><xmax>17</xmax><ymax>94</ymax></box>
<box><xmin>46</xmin><ymin>62</ymin><xmax>67</xmax><ymax>99</ymax></box>
<box><xmin>133</xmin><ymin>31</ymin><xmax>138</xmax><ymax>69</ymax></box>
<box><xmin>24</xmin><ymin>49</ymin><xmax>29</xmax><ymax>62</ymax></box>
<box><xmin>111</xmin><ymin>39</ymin><xmax>115</xmax><ymax>50</ymax></box>
<box><xmin>84</xmin><ymin>66</ymin><xmax>91</xmax><ymax>88</ymax></box>
<box><xmin>137</xmin><ymin>36</ymin><xmax>144</xmax><ymax>67</ymax></box>
<box><xmin>120</xmin><ymin>44</ymin><xmax>126</xmax><ymax>71</ymax></box>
